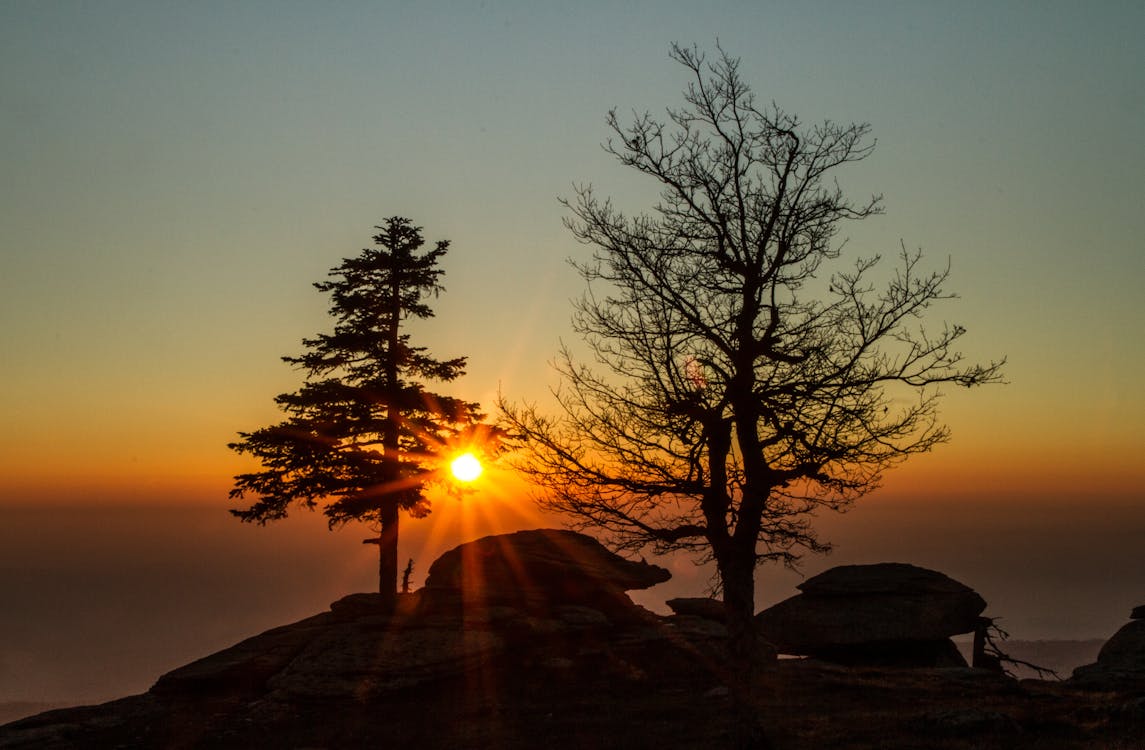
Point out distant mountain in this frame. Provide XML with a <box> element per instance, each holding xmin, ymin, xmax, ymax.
<box><xmin>955</xmin><ymin>639</ymin><xmax>1106</xmax><ymax>679</ymax></box>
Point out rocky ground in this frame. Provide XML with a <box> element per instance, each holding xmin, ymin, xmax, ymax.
<box><xmin>2</xmin><ymin>607</ymin><xmax>1142</xmax><ymax>749</ymax></box>
<box><xmin>2</xmin><ymin>529</ymin><xmax>1142</xmax><ymax>749</ymax></box>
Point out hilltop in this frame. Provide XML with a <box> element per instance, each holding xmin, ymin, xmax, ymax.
<box><xmin>2</xmin><ymin>530</ymin><xmax>1141</xmax><ymax>749</ymax></box>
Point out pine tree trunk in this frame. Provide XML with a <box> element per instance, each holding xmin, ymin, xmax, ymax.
<box><xmin>376</xmin><ymin>501</ymin><xmax>399</xmax><ymax>612</ymax></box>
<box><xmin>377</xmin><ymin>264</ymin><xmax>402</xmax><ymax>613</ymax></box>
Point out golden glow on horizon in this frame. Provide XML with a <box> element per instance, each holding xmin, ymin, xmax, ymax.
<box><xmin>450</xmin><ymin>452</ymin><xmax>483</xmax><ymax>482</ymax></box>
<box><xmin>408</xmin><ymin>467</ymin><xmax>550</xmax><ymax>575</ymax></box>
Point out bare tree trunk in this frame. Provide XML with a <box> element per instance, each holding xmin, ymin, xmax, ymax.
<box><xmin>720</xmin><ymin>550</ymin><xmax>773</xmax><ymax>750</ymax></box>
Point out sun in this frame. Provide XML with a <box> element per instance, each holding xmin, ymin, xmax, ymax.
<box><xmin>450</xmin><ymin>452</ymin><xmax>483</xmax><ymax>482</ymax></box>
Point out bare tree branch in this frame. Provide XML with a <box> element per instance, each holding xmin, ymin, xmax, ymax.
<box><xmin>498</xmin><ymin>45</ymin><xmax>1003</xmax><ymax>687</ymax></box>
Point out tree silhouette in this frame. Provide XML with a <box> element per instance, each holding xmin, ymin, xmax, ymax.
<box><xmin>230</xmin><ymin>217</ymin><xmax>482</xmax><ymax>612</ymax></box>
<box><xmin>499</xmin><ymin>45</ymin><xmax>1003</xmax><ymax>747</ymax></box>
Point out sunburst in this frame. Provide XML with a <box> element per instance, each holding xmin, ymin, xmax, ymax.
<box><xmin>450</xmin><ymin>452</ymin><xmax>483</xmax><ymax>482</ymax></box>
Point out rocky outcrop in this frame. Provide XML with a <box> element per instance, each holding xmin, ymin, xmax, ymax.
<box><xmin>0</xmin><ymin>529</ymin><xmax>699</xmax><ymax>750</ymax></box>
<box><xmin>4</xmin><ymin>540</ymin><xmax>1145</xmax><ymax>749</ymax></box>
<box><xmin>756</xmin><ymin>563</ymin><xmax>987</xmax><ymax>667</ymax></box>
<box><xmin>423</xmin><ymin>528</ymin><xmax>670</xmax><ymax>616</ymax></box>
<box><xmin>152</xmin><ymin>612</ymin><xmax>333</xmax><ymax>697</ymax></box>
<box><xmin>1072</xmin><ymin>607</ymin><xmax>1145</xmax><ymax>691</ymax></box>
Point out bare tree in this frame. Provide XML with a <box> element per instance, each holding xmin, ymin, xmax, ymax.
<box><xmin>499</xmin><ymin>44</ymin><xmax>1002</xmax><ymax>745</ymax></box>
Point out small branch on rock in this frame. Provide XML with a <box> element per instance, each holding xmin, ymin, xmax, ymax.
<box><xmin>978</xmin><ymin>618</ymin><xmax>1061</xmax><ymax>681</ymax></box>
<box><xmin>401</xmin><ymin>558</ymin><xmax>415</xmax><ymax>594</ymax></box>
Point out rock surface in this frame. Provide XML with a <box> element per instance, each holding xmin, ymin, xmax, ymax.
<box><xmin>756</xmin><ymin>563</ymin><xmax>986</xmax><ymax>667</ymax></box>
<box><xmin>797</xmin><ymin>563</ymin><xmax>980</xmax><ymax>599</ymax></box>
<box><xmin>666</xmin><ymin>597</ymin><xmax>726</xmax><ymax>622</ymax></box>
<box><xmin>1072</xmin><ymin>612</ymin><xmax>1145</xmax><ymax>690</ymax></box>
<box><xmin>4</xmin><ymin>541</ymin><xmax>1142</xmax><ymax>749</ymax></box>
<box><xmin>0</xmin><ymin>529</ymin><xmax>695</xmax><ymax>750</ymax></box>
<box><xmin>424</xmin><ymin>528</ymin><xmax>670</xmax><ymax>615</ymax></box>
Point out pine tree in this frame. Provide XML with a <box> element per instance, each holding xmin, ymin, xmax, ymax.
<box><xmin>229</xmin><ymin>217</ymin><xmax>482</xmax><ymax>611</ymax></box>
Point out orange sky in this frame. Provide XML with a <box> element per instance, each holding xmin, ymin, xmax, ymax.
<box><xmin>3</xmin><ymin>392</ymin><xmax>1138</xmax><ymax>508</ymax></box>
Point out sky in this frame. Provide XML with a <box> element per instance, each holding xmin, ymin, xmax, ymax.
<box><xmin>1</xmin><ymin>0</ymin><xmax>1143</xmax><ymax>706</ymax></box>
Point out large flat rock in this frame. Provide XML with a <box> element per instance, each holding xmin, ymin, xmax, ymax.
<box><xmin>797</xmin><ymin>563</ymin><xmax>980</xmax><ymax>597</ymax></box>
<box><xmin>757</xmin><ymin>563</ymin><xmax>986</xmax><ymax>654</ymax></box>
<box><xmin>424</xmin><ymin>529</ymin><xmax>670</xmax><ymax>611</ymax></box>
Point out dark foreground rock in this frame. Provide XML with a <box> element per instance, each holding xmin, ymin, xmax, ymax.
<box><xmin>666</xmin><ymin>596</ymin><xmax>726</xmax><ymax>622</ymax></box>
<box><xmin>1072</xmin><ymin>607</ymin><xmax>1145</xmax><ymax>691</ymax></box>
<box><xmin>2</xmin><ymin>539</ymin><xmax>1141</xmax><ymax>749</ymax></box>
<box><xmin>3</xmin><ymin>609</ymin><xmax>1140</xmax><ymax>750</ymax></box>
<box><xmin>756</xmin><ymin>563</ymin><xmax>987</xmax><ymax>667</ymax></box>
<box><xmin>0</xmin><ymin>587</ymin><xmax>729</xmax><ymax>750</ymax></box>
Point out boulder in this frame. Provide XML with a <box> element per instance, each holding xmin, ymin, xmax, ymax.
<box><xmin>1095</xmin><ymin>620</ymin><xmax>1145</xmax><ymax>671</ymax></box>
<box><xmin>797</xmin><ymin>562</ymin><xmax>980</xmax><ymax>598</ymax></box>
<box><xmin>756</xmin><ymin>563</ymin><xmax>986</xmax><ymax>666</ymax></box>
<box><xmin>1072</xmin><ymin>618</ymin><xmax>1145</xmax><ymax>691</ymax></box>
<box><xmin>424</xmin><ymin>529</ymin><xmax>670</xmax><ymax>615</ymax></box>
